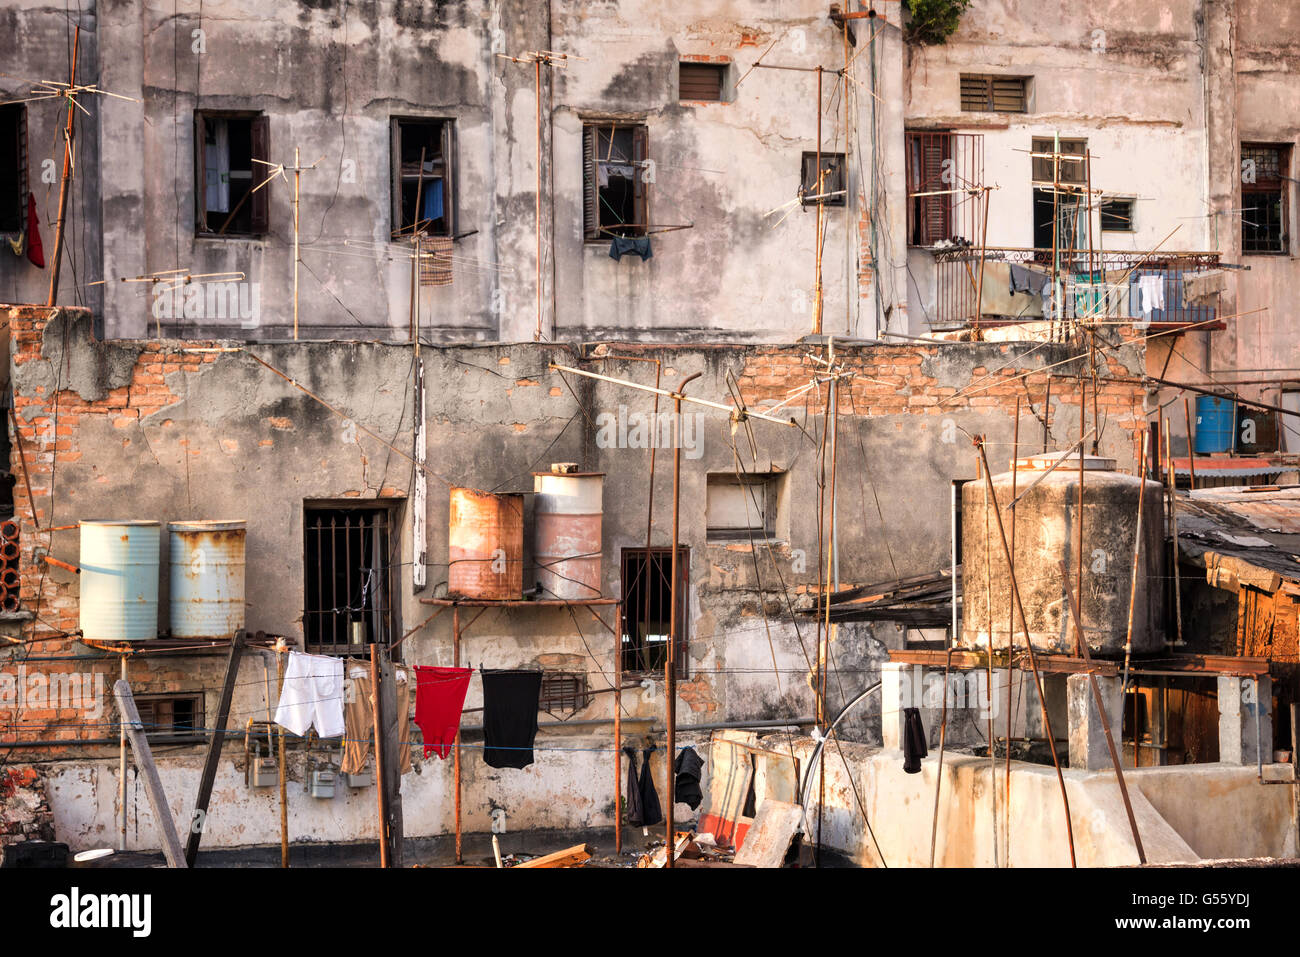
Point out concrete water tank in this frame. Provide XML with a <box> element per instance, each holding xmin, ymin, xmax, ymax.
<box><xmin>533</xmin><ymin>471</ymin><xmax>604</xmax><ymax>600</ymax></box>
<box><xmin>79</xmin><ymin>520</ymin><xmax>160</xmax><ymax>641</ymax></box>
<box><xmin>448</xmin><ymin>488</ymin><xmax>524</xmax><ymax>600</ymax></box>
<box><xmin>960</xmin><ymin>453</ymin><xmax>1165</xmax><ymax>656</ymax></box>
<box><xmin>168</xmin><ymin>520</ymin><xmax>246</xmax><ymax>638</ymax></box>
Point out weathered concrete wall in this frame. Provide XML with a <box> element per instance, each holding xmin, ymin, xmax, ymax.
<box><xmin>781</xmin><ymin>734</ymin><xmax>1296</xmax><ymax>867</ymax></box>
<box><xmin>2</xmin><ymin>304</ymin><xmax>1149</xmax><ymax>847</ymax></box>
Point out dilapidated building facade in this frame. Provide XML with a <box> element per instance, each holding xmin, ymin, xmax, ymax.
<box><xmin>3</xmin><ymin>0</ymin><xmax>1300</xmax><ymax>868</ymax></box>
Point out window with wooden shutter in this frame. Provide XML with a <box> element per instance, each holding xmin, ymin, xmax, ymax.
<box><xmin>0</xmin><ymin>104</ymin><xmax>27</xmax><ymax>234</ymax></box>
<box><xmin>906</xmin><ymin>132</ymin><xmax>953</xmax><ymax>245</ymax></box>
<box><xmin>583</xmin><ymin>123</ymin><xmax>648</xmax><ymax>241</ymax></box>
<box><xmin>960</xmin><ymin>74</ymin><xmax>1028</xmax><ymax>113</ymax></box>
<box><xmin>679</xmin><ymin>62</ymin><xmax>726</xmax><ymax>102</ymax></box>
<box><xmin>194</xmin><ymin>111</ymin><xmax>269</xmax><ymax>237</ymax></box>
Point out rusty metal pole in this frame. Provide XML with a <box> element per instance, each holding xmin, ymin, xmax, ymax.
<box><xmin>119</xmin><ymin>654</ymin><xmax>128</xmax><ymax>851</ymax></box>
<box><xmin>666</xmin><ymin>372</ymin><xmax>700</xmax><ymax>868</ymax></box>
<box><xmin>534</xmin><ymin>56</ymin><xmax>543</xmax><ymax>341</ymax></box>
<box><xmin>976</xmin><ymin>438</ymin><xmax>1078</xmax><ymax>867</ymax></box>
<box><xmin>370</xmin><ymin>644</ymin><xmax>389</xmax><ymax>868</ymax></box>
<box><xmin>453</xmin><ymin>605</ymin><xmax>463</xmax><ymax>863</ymax></box>
<box><xmin>812</xmin><ymin>66</ymin><xmax>824</xmax><ymax>336</ymax></box>
<box><xmin>277</xmin><ymin>648</ymin><xmax>289</xmax><ymax>868</ymax></box>
<box><xmin>614</xmin><ymin>600</ymin><xmax>623</xmax><ymax>855</ymax></box>
<box><xmin>46</xmin><ymin>26</ymin><xmax>79</xmax><ymax>307</ymax></box>
<box><xmin>1122</xmin><ymin>431</ymin><xmax>1149</xmax><ymax>690</ymax></box>
<box><xmin>1003</xmin><ymin>398</ymin><xmax>1021</xmax><ymax>865</ymax></box>
<box><xmin>1184</xmin><ymin>397</ymin><xmax>1198</xmax><ymax>490</ymax></box>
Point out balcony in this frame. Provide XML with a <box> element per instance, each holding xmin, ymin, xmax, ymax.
<box><xmin>925</xmin><ymin>247</ymin><xmax>1225</xmax><ymax>332</ymax></box>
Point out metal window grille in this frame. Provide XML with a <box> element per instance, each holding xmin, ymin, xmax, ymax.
<box><xmin>1242</xmin><ymin>144</ymin><xmax>1289</xmax><ymax>254</ymax></box>
<box><xmin>539</xmin><ymin>672</ymin><xmax>590</xmax><ymax>715</ymax></box>
<box><xmin>800</xmin><ymin>152</ymin><xmax>846</xmax><ymax>207</ymax></box>
<box><xmin>303</xmin><ymin>507</ymin><xmax>396</xmax><ymax>655</ymax></box>
<box><xmin>620</xmin><ymin>547</ymin><xmax>688</xmax><ymax>677</ymax></box>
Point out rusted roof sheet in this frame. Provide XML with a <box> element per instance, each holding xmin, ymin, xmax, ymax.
<box><xmin>1178</xmin><ymin>486</ymin><xmax>1300</xmax><ymax>590</ymax></box>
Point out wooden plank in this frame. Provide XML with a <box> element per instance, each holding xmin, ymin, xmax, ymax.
<box><xmin>514</xmin><ymin>843</ymin><xmax>592</xmax><ymax>868</ymax></box>
<box><xmin>375</xmin><ymin>643</ymin><xmax>404</xmax><ymax>868</ymax></box>
<box><xmin>113</xmin><ymin>680</ymin><xmax>188</xmax><ymax>868</ymax></box>
<box><xmin>184</xmin><ymin>628</ymin><xmax>246</xmax><ymax>867</ymax></box>
<box><xmin>733</xmin><ymin>800</ymin><xmax>804</xmax><ymax>868</ymax></box>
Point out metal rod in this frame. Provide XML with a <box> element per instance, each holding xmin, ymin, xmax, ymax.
<box><xmin>370</xmin><ymin>644</ymin><xmax>388</xmax><ymax>867</ymax></box>
<box><xmin>277</xmin><ymin>648</ymin><xmax>289</xmax><ymax>868</ymax></box>
<box><xmin>1059</xmin><ymin>559</ymin><xmax>1147</xmax><ymax>863</ymax></box>
<box><xmin>535</xmin><ymin>57</ymin><xmax>543</xmax><ymax>341</ymax></box>
<box><xmin>1122</xmin><ymin>431</ymin><xmax>1149</xmax><ymax>691</ymax></box>
<box><xmin>666</xmin><ymin>371</ymin><xmax>700</xmax><ymax>868</ymax></box>
<box><xmin>1165</xmin><ymin>416</ymin><xmax>1184</xmax><ymax>647</ymax></box>
<box><xmin>1184</xmin><ymin>397</ymin><xmax>1198</xmax><ymax>489</ymax></box>
<box><xmin>549</xmin><ymin>363</ymin><xmax>796</xmax><ymax>426</ymax></box>
<box><xmin>118</xmin><ymin>654</ymin><xmax>127</xmax><ymax>851</ymax></box>
<box><xmin>293</xmin><ymin>146</ymin><xmax>300</xmax><ymax>341</ymax></box>
<box><xmin>1004</xmin><ymin>399</ymin><xmax>1020</xmax><ymax>866</ymax></box>
<box><xmin>976</xmin><ymin>438</ymin><xmax>1077</xmax><ymax>867</ymax></box>
<box><xmin>45</xmin><ymin>26</ymin><xmax>79</xmax><ymax>307</ymax></box>
<box><xmin>453</xmin><ymin>606</ymin><xmax>462</xmax><ymax>864</ymax></box>
<box><xmin>614</xmin><ymin>600</ymin><xmax>623</xmax><ymax>855</ymax></box>
<box><xmin>9</xmin><ymin>409</ymin><xmax>39</xmax><ymax>530</ymax></box>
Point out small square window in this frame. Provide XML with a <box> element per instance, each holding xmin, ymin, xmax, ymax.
<box><xmin>960</xmin><ymin>75</ymin><xmax>1029</xmax><ymax>113</ymax></box>
<box><xmin>539</xmin><ymin>672</ymin><xmax>590</xmax><ymax>716</ymax></box>
<box><xmin>706</xmin><ymin>473</ymin><xmax>776</xmax><ymax>540</ymax></box>
<box><xmin>135</xmin><ymin>694</ymin><xmax>205</xmax><ymax>743</ymax></box>
<box><xmin>1100</xmin><ymin>198</ymin><xmax>1134</xmax><ymax>232</ymax></box>
<box><xmin>801</xmin><ymin>152</ymin><xmax>846</xmax><ymax>206</ymax></box>
<box><xmin>679</xmin><ymin>62</ymin><xmax>727</xmax><ymax>103</ymax></box>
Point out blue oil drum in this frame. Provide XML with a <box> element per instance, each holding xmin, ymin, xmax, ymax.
<box><xmin>1194</xmin><ymin>394</ymin><xmax>1236</xmax><ymax>454</ymax></box>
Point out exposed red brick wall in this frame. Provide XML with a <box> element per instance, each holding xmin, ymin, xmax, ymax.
<box><xmin>0</xmin><ymin>766</ymin><xmax>54</xmax><ymax>845</ymax></box>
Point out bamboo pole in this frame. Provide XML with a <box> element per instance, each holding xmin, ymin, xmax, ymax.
<box><xmin>370</xmin><ymin>644</ymin><xmax>388</xmax><ymax>868</ymax></box>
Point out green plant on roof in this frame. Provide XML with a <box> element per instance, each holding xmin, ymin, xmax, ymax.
<box><xmin>903</xmin><ymin>0</ymin><xmax>972</xmax><ymax>46</ymax></box>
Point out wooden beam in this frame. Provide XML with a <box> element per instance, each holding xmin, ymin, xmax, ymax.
<box><xmin>376</xmin><ymin>643</ymin><xmax>404</xmax><ymax>868</ymax></box>
<box><xmin>184</xmin><ymin>629</ymin><xmax>246</xmax><ymax>866</ymax></box>
<box><xmin>514</xmin><ymin>843</ymin><xmax>593</xmax><ymax>868</ymax></box>
<box><xmin>113</xmin><ymin>680</ymin><xmax>188</xmax><ymax>868</ymax></box>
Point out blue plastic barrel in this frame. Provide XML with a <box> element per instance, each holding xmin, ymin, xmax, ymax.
<box><xmin>1194</xmin><ymin>394</ymin><xmax>1236</xmax><ymax>454</ymax></box>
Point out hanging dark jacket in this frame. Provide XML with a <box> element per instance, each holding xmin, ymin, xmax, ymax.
<box><xmin>903</xmin><ymin>707</ymin><xmax>928</xmax><ymax>774</ymax></box>
<box><xmin>673</xmin><ymin>746</ymin><xmax>704</xmax><ymax>810</ymax></box>
<box><xmin>623</xmin><ymin>746</ymin><xmax>644</xmax><ymax>826</ymax></box>
<box><xmin>639</xmin><ymin>746</ymin><xmax>664</xmax><ymax>827</ymax></box>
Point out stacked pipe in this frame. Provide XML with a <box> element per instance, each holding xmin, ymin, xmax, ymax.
<box><xmin>0</xmin><ymin>519</ymin><xmax>20</xmax><ymax>611</ymax></box>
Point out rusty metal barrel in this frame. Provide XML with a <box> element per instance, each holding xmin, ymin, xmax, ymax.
<box><xmin>533</xmin><ymin>471</ymin><xmax>604</xmax><ymax>600</ymax></box>
<box><xmin>79</xmin><ymin>520</ymin><xmax>160</xmax><ymax>641</ymax></box>
<box><xmin>448</xmin><ymin>488</ymin><xmax>524</xmax><ymax>600</ymax></box>
<box><xmin>168</xmin><ymin>520</ymin><xmax>246</xmax><ymax>638</ymax></box>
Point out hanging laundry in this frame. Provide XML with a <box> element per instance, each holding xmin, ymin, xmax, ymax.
<box><xmin>597</xmin><ymin>162</ymin><xmax>637</xmax><ymax>188</ymax></box>
<box><xmin>1182</xmin><ymin>269</ymin><xmax>1226</xmax><ymax>306</ymax></box>
<box><xmin>26</xmin><ymin>194</ymin><xmax>44</xmax><ymax>269</ymax></box>
<box><xmin>902</xmin><ymin>707</ymin><xmax>928</xmax><ymax>774</ymax></box>
<box><xmin>623</xmin><ymin>746</ymin><xmax>644</xmax><ymax>826</ymax></box>
<box><xmin>421</xmin><ymin>179</ymin><xmax>444</xmax><ymax>225</ymax></box>
<box><xmin>342</xmin><ymin>661</ymin><xmax>415</xmax><ymax>774</ymax></box>
<box><xmin>6</xmin><ymin>232</ymin><xmax>23</xmax><ymax>257</ymax></box>
<box><xmin>1009</xmin><ymin>263</ymin><xmax>1048</xmax><ymax>297</ymax></box>
<box><xmin>1138</xmin><ymin>274</ymin><xmax>1166</xmax><ymax>315</ymax></box>
<box><xmin>413</xmin><ymin>665</ymin><xmax>472</xmax><ymax>759</ymax></box>
<box><xmin>673</xmin><ymin>746</ymin><xmax>704</xmax><ymax>810</ymax></box>
<box><xmin>481</xmin><ymin>669</ymin><xmax>542</xmax><ymax>769</ymax></box>
<box><xmin>608</xmin><ymin>236</ymin><xmax>653</xmax><ymax>262</ymax></box>
<box><xmin>274</xmin><ymin>651</ymin><xmax>345</xmax><ymax>739</ymax></box>
<box><xmin>639</xmin><ymin>745</ymin><xmax>664</xmax><ymax>826</ymax></box>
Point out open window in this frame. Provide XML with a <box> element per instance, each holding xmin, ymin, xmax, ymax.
<box><xmin>907</xmin><ymin>132</ymin><xmax>952</xmax><ymax>245</ymax></box>
<box><xmin>195</xmin><ymin>111</ymin><xmax>269</xmax><ymax>237</ymax></box>
<box><xmin>1032</xmin><ymin>137</ymin><xmax>1088</xmax><ymax>253</ymax></box>
<box><xmin>583</xmin><ymin>123</ymin><xmax>648</xmax><ymax>241</ymax></box>
<box><xmin>1241</xmin><ymin>143</ymin><xmax>1290</xmax><ymax>255</ymax></box>
<box><xmin>303</xmin><ymin>505</ymin><xmax>398</xmax><ymax>656</ymax></box>
<box><xmin>0</xmin><ymin>104</ymin><xmax>26</xmax><ymax>235</ymax></box>
<box><xmin>391</xmin><ymin>117</ymin><xmax>456</xmax><ymax>238</ymax></box>
<box><xmin>801</xmin><ymin>151</ymin><xmax>846</xmax><ymax>207</ymax></box>
<box><xmin>621</xmin><ymin>547</ymin><xmax>688</xmax><ymax>677</ymax></box>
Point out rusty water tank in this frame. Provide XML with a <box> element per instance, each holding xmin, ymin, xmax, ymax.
<box><xmin>533</xmin><ymin>471</ymin><xmax>604</xmax><ymax>600</ymax></box>
<box><xmin>168</xmin><ymin>520</ymin><xmax>246</xmax><ymax>639</ymax></box>
<box><xmin>960</xmin><ymin>453</ymin><xmax>1165</xmax><ymax>656</ymax></box>
<box><xmin>448</xmin><ymin>488</ymin><xmax>524</xmax><ymax>600</ymax></box>
<box><xmin>79</xmin><ymin>520</ymin><xmax>160</xmax><ymax>641</ymax></box>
